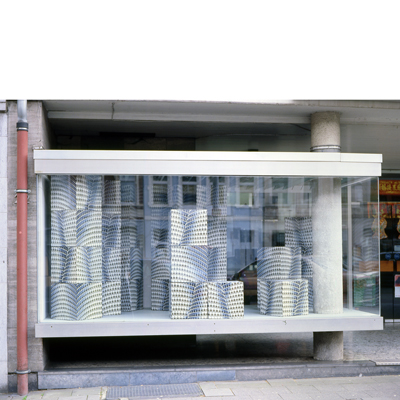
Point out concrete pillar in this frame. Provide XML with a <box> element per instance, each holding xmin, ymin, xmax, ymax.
<box><xmin>311</xmin><ymin>112</ymin><xmax>344</xmax><ymax>360</ymax></box>
<box><xmin>314</xmin><ymin>331</ymin><xmax>343</xmax><ymax>360</ymax></box>
<box><xmin>312</xmin><ymin>177</ymin><xmax>343</xmax><ymax>314</ymax></box>
<box><xmin>310</xmin><ymin>112</ymin><xmax>341</xmax><ymax>152</ymax></box>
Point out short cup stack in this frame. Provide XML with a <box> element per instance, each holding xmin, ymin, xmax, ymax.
<box><xmin>257</xmin><ymin>217</ymin><xmax>313</xmax><ymax>317</ymax></box>
<box><xmin>170</xmin><ymin>210</ymin><xmax>244</xmax><ymax>319</ymax></box>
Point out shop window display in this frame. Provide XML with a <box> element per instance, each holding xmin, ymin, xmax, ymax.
<box><xmin>49</xmin><ymin>175</ymin><xmax>143</xmax><ymax>320</ymax></box>
<box><xmin>44</xmin><ymin>174</ymin><xmax>380</xmax><ymax>321</ymax></box>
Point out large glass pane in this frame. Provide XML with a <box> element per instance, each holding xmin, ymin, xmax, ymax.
<box><xmin>342</xmin><ymin>177</ymin><xmax>379</xmax><ymax>313</ymax></box>
<box><xmin>43</xmin><ymin>174</ymin><xmax>379</xmax><ymax>321</ymax></box>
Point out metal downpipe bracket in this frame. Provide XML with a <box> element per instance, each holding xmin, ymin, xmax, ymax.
<box><xmin>15</xmin><ymin>369</ymin><xmax>31</xmax><ymax>375</ymax></box>
<box><xmin>310</xmin><ymin>145</ymin><xmax>341</xmax><ymax>152</ymax></box>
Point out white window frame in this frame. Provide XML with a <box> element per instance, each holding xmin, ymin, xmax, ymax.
<box><xmin>34</xmin><ymin>150</ymin><xmax>383</xmax><ymax>338</ymax></box>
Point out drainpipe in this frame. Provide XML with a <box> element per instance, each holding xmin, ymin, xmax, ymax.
<box><xmin>16</xmin><ymin>100</ymin><xmax>30</xmax><ymax>395</ymax></box>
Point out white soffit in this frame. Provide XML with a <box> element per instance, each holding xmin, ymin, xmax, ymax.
<box><xmin>43</xmin><ymin>100</ymin><xmax>400</xmax><ymax>125</ymax></box>
<box><xmin>34</xmin><ymin>150</ymin><xmax>382</xmax><ymax>177</ymax></box>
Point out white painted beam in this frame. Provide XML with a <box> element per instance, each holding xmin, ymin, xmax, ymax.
<box><xmin>33</xmin><ymin>150</ymin><xmax>382</xmax><ymax>177</ymax></box>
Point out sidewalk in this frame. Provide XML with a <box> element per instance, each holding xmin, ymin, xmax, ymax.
<box><xmin>2</xmin><ymin>375</ymin><xmax>400</xmax><ymax>400</ymax></box>
<box><xmin>3</xmin><ymin>323</ymin><xmax>400</xmax><ymax>396</ymax></box>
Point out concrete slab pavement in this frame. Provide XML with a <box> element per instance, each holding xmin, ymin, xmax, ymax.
<box><xmin>2</xmin><ymin>375</ymin><xmax>400</xmax><ymax>400</ymax></box>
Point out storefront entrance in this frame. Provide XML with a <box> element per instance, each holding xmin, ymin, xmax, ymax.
<box><xmin>379</xmin><ymin>179</ymin><xmax>400</xmax><ymax>320</ymax></box>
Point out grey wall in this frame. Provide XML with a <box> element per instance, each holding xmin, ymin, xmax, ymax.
<box><xmin>341</xmin><ymin>123</ymin><xmax>400</xmax><ymax>171</ymax></box>
<box><xmin>56</xmin><ymin>135</ymin><xmax>195</xmax><ymax>150</ymax></box>
<box><xmin>0</xmin><ymin>100</ymin><xmax>8</xmax><ymax>392</ymax></box>
<box><xmin>195</xmin><ymin>123</ymin><xmax>400</xmax><ymax>172</ymax></box>
<box><xmin>6</xmin><ymin>101</ymin><xmax>53</xmax><ymax>386</ymax></box>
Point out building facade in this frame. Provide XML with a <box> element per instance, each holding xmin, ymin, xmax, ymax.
<box><xmin>2</xmin><ymin>100</ymin><xmax>400</xmax><ymax>392</ymax></box>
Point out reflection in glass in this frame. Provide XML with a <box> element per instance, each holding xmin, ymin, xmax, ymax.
<box><xmin>45</xmin><ymin>175</ymin><xmax>380</xmax><ymax>320</ymax></box>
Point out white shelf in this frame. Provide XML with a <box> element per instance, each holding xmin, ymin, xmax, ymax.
<box><xmin>35</xmin><ymin>307</ymin><xmax>383</xmax><ymax>338</ymax></box>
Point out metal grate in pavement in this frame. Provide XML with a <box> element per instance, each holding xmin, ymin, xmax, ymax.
<box><xmin>106</xmin><ymin>383</ymin><xmax>203</xmax><ymax>399</ymax></box>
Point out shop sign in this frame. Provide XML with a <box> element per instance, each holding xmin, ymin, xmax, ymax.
<box><xmin>380</xmin><ymin>180</ymin><xmax>400</xmax><ymax>195</ymax></box>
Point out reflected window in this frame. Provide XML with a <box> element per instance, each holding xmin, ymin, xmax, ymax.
<box><xmin>152</xmin><ymin>176</ymin><xmax>169</xmax><ymax>205</ymax></box>
<box><xmin>239</xmin><ymin>177</ymin><xmax>254</xmax><ymax>206</ymax></box>
<box><xmin>182</xmin><ymin>176</ymin><xmax>197</xmax><ymax>205</ymax></box>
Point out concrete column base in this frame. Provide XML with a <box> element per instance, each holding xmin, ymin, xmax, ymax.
<box><xmin>313</xmin><ymin>331</ymin><xmax>343</xmax><ymax>361</ymax></box>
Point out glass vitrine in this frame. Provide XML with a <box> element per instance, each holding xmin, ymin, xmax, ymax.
<box><xmin>34</xmin><ymin>151</ymin><xmax>383</xmax><ymax>337</ymax></box>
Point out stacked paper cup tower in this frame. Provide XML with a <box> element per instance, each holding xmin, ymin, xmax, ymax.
<box><xmin>257</xmin><ymin>217</ymin><xmax>312</xmax><ymax>317</ymax></box>
<box><xmin>50</xmin><ymin>175</ymin><xmax>143</xmax><ymax>320</ymax></box>
<box><xmin>169</xmin><ymin>209</ymin><xmax>244</xmax><ymax>319</ymax></box>
<box><xmin>150</xmin><ymin>180</ymin><xmax>183</xmax><ymax>311</ymax></box>
<box><xmin>164</xmin><ymin>180</ymin><xmax>243</xmax><ymax>319</ymax></box>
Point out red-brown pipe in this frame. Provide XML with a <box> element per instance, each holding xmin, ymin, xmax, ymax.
<box><xmin>16</xmin><ymin>122</ymin><xmax>29</xmax><ymax>396</ymax></box>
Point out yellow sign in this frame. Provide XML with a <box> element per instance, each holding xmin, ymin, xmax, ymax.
<box><xmin>380</xmin><ymin>180</ymin><xmax>400</xmax><ymax>195</ymax></box>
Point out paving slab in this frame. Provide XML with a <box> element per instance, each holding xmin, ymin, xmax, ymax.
<box><xmin>309</xmin><ymin>393</ymin><xmax>344</xmax><ymax>400</ymax></box>
<box><xmin>287</xmin><ymin>379</ymin><xmax>322</xmax><ymax>386</ymax></box>
<box><xmin>259</xmin><ymin>386</ymin><xmax>293</xmax><ymax>396</ymax></box>
<box><xmin>363</xmin><ymin>388</ymin><xmax>400</xmax><ymax>397</ymax></box>
<box><xmin>230</xmin><ymin>388</ymin><xmax>264</xmax><ymax>396</ymax></box>
<box><xmin>365</xmin><ymin>382</ymin><xmax>400</xmax><ymax>390</ymax></box>
<box><xmin>336</xmin><ymin>391</ymin><xmax>373</xmax><ymax>399</ymax></box>
<box><xmin>199</xmin><ymin>382</ymin><xmax>217</xmax><ymax>390</ymax></box>
<box><xmin>58</xmin><ymin>396</ymin><xmax>86</xmax><ymax>400</ymax></box>
<box><xmin>42</xmin><ymin>390</ymin><xmax>73</xmax><ymax>398</ymax></box>
<box><xmin>202</xmin><ymin>388</ymin><xmax>233</xmax><ymax>397</ymax></box>
<box><xmin>264</xmin><ymin>378</ymin><xmax>300</xmax><ymax>387</ymax></box>
<box><xmin>220</xmin><ymin>396</ymin><xmax>251</xmax><ymax>400</ymax></box>
<box><xmin>370</xmin><ymin>375</ymin><xmax>400</xmax><ymax>382</ymax></box>
<box><xmin>339</xmin><ymin>376</ymin><xmax>377</xmax><ymax>384</ymax></box>
<box><xmin>311</xmin><ymin>384</ymin><xmax>348</xmax><ymax>392</ymax></box>
<box><xmin>365</xmin><ymin>398</ymin><xmax>398</xmax><ymax>400</ymax></box>
<box><xmin>192</xmin><ymin>397</ymin><xmax>222</xmax><ymax>400</ymax></box>
<box><xmin>340</xmin><ymin>382</ymin><xmax>389</xmax><ymax>392</ymax></box>
<box><xmin>303</xmin><ymin>377</ymin><xmax>366</xmax><ymax>384</ymax></box>
<box><xmin>286</xmin><ymin>385</ymin><xmax>320</xmax><ymax>394</ymax></box>
<box><xmin>87</xmin><ymin>396</ymin><xmax>102</xmax><ymax>400</ymax></box>
<box><xmin>247</xmin><ymin>395</ymin><xmax>282</xmax><ymax>400</ymax></box>
<box><xmin>71</xmin><ymin>388</ymin><xmax>102</xmax><ymax>396</ymax></box>
<box><xmin>277</xmin><ymin>393</ymin><xmax>314</xmax><ymax>400</ymax></box>
<box><xmin>215</xmin><ymin>382</ymin><xmax>269</xmax><ymax>388</ymax></box>
<box><xmin>26</xmin><ymin>393</ymin><xmax>46</xmax><ymax>400</ymax></box>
